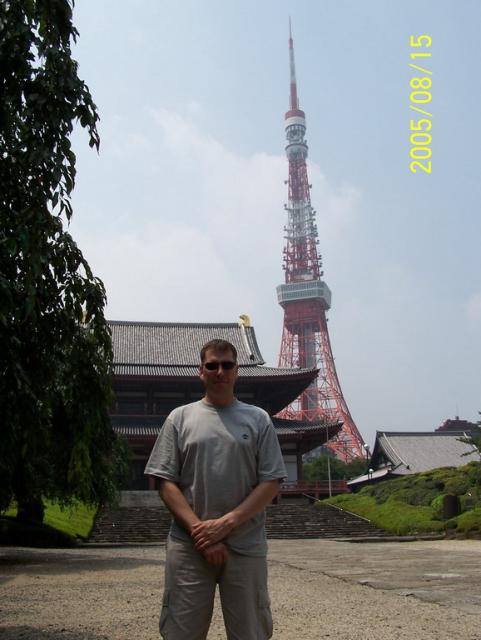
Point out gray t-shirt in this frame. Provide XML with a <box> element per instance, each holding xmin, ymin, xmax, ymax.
<box><xmin>145</xmin><ymin>398</ymin><xmax>286</xmax><ymax>556</ymax></box>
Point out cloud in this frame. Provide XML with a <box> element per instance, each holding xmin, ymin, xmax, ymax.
<box><xmin>309</xmin><ymin>173</ymin><xmax>361</xmax><ymax>246</ymax></box>
<box><xmin>74</xmin><ymin>104</ymin><xmax>481</xmax><ymax>443</ymax></box>
<box><xmin>467</xmin><ymin>292</ymin><xmax>481</xmax><ymax>325</ymax></box>
<box><xmin>71</xmin><ymin>106</ymin><xmax>361</xmax><ymax>368</ymax></box>
<box><xmin>186</xmin><ymin>100</ymin><xmax>203</xmax><ymax>116</ymax></box>
<box><xmin>127</xmin><ymin>30</ymin><xmax>145</xmax><ymax>46</ymax></box>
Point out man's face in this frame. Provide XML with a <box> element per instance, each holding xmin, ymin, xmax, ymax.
<box><xmin>199</xmin><ymin>347</ymin><xmax>239</xmax><ymax>395</ymax></box>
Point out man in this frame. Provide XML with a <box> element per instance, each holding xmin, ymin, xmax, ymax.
<box><xmin>145</xmin><ymin>338</ymin><xmax>286</xmax><ymax>640</ymax></box>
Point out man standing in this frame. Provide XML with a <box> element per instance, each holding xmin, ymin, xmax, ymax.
<box><xmin>145</xmin><ymin>338</ymin><xmax>286</xmax><ymax>640</ymax></box>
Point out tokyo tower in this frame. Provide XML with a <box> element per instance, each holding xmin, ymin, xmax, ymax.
<box><xmin>277</xmin><ymin>22</ymin><xmax>365</xmax><ymax>461</ymax></box>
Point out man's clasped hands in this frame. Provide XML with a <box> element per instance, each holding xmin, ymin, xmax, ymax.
<box><xmin>190</xmin><ymin>513</ymin><xmax>237</xmax><ymax>566</ymax></box>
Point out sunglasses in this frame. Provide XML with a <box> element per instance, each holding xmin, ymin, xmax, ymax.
<box><xmin>203</xmin><ymin>361</ymin><xmax>237</xmax><ymax>371</ymax></box>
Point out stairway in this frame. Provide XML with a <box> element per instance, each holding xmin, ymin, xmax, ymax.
<box><xmin>265</xmin><ymin>502</ymin><xmax>387</xmax><ymax>539</ymax></box>
<box><xmin>88</xmin><ymin>491</ymin><xmax>386</xmax><ymax>544</ymax></box>
<box><xmin>88</xmin><ymin>491</ymin><xmax>171</xmax><ymax>544</ymax></box>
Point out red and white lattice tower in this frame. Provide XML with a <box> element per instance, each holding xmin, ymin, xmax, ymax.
<box><xmin>277</xmin><ymin>22</ymin><xmax>364</xmax><ymax>461</ymax></box>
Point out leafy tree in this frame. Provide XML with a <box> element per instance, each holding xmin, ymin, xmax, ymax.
<box><xmin>344</xmin><ymin>456</ymin><xmax>369</xmax><ymax>479</ymax></box>
<box><xmin>304</xmin><ymin>454</ymin><xmax>367</xmax><ymax>482</ymax></box>
<box><xmin>0</xmin><ymin>0</ymin><xmax>127</xmax><ymax>523</ymax></box>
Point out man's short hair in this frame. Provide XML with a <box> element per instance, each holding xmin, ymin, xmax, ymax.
<box><xmin>200</xmin><ymin>339</ymin><xmax>238</xmax><ymax>363</ymax></box>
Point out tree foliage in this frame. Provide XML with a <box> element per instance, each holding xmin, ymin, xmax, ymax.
<box><xmin>0</xmin><ymin>0</ymin><xmax>127</xmax><ymax>522</ymax></box>
<box><xmin>304</xmin><ymin>454</ymin><xmax>368</xmax><ymax>482</ymax></box>
<box><xmin>458</xmin><ymin>415</ymin><xmax>481</xmax><ymax>460</ymax></box>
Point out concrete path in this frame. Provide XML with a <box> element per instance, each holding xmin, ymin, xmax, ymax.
<box><xmin>1</xmin><ymin>539</ymin><xmax>480</xmax><ymax>639</ymax></box>
<box><xmin>269</xmin><ymin>538</ymin><xmax>481</xmax><ymax>615</ymax></box>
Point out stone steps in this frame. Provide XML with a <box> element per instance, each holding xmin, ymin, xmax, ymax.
<box><xmin>88</xmin><ymin>493</ymin><xmax>387</xmax><ymax>543</ymax></box>
<box><xmin>89</xmin><ymin>506</ymin><xmax>172</xmax><ymax>543</ymax></box>
<box><xmin>265</xmin><ymin>503</ymin><xmax>386</xmax><ymax>539</ymax></box>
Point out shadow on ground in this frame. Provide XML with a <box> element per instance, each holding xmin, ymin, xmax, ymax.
<box><xmin>0</xmin><ymin>627</ymin><xmax>110</xmax><ymax>640</ymax></box>
<box><xmin>0</xmin><ymin>548</ymin><xmax>163</xmax><ymax>580</ymax></box>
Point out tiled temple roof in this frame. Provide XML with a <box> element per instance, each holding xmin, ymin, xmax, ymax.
<box><xmin>109</xmin><ymin>320</ymin><xmax>316</xmax><ymax>380</ymax></box>
<box><xmin>114</xmin><ymin>424</ymin><xmax>161</xmax><ymax>437</ymax></box>
<box><xmin>373</xmin><ymin>430</ymin><xmax>479</xmax><ymax>475</ymax></box>
<box><xmin>109</xmin><ymin>320</ymin><xmax>264</xmax><ymax>366</ymax></box>
<box><xmin>273</xmin><ymin>418</ymin><xmax>340</xmax><ymax>436</ymax></box>
<box><xmin>111</xmin><ymin>416</ymin><xmax>340</xmax><ymax>439</ymax></box>
<box><xmin>113</xmin><ymin>364</ymin><xmax>315</xmax><ymax>378</ymax></box>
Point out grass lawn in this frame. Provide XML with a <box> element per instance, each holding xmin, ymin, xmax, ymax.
<box><xmin>3</xmin><ymin>501</ymin><xmax>97</xmax><ymax>539</ymax></box>
<box><xmin>326</xmin><ymin>493</ymin><xmax>445</xmax><ymax>535</ymax></box>
<box><xmin>326</xmin><ymin>462</ymin><xmax>481</xmax><ymax>537</ymax></box>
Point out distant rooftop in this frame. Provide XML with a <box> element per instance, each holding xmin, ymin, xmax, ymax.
<box><xmin>373</xmin><ymin>430</ymin><xmax>479</xmax><ymax>475</ymax></box>
<box><xmin>349</xmin><ymin>429</ymin><xmax>479</xmax><ymax>488</ymax></box>
<box><xmin>436</xmin><ymin>416</ymin><xmax>479</xmax><ymax>432</ymax></box>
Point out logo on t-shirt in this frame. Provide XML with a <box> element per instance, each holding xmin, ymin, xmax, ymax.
<box><xmin>242</xmin><ymin>434</ymin><xmax>249</xmax><ymax>439</ymax></box>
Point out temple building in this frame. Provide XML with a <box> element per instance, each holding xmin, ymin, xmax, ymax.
<box><xmin>109</xmin><ymin>318</ymin><xmax>342</xmax><ymax>490</ymax></box>
<box><xmin>348</xmin><ymin>429</ymin><xmax>479</xmax><ymax>490</ymax></box>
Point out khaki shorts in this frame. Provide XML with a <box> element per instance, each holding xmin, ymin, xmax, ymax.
<box><xmin>160</xmin><ymin>537</ymin><xmax>273</xmax><ymax>640</ymax></box>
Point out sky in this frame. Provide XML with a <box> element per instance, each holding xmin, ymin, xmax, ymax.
<box><xmin>69</xmin><ymin>0</ymin><xmax>481</xmax><ymax>447</ymax></box>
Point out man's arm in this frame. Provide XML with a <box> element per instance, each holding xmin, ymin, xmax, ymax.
<box><xmin>191</xmin><ymin>479</ymin><xmax>280</xmax><ymax>551</ymax></box>
<box><xmin>159</xmin><ymin>479</ymin><xmax>201</xmax><ymax>533</ymax></box>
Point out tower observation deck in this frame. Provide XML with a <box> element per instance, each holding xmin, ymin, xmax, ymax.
<box><xmin>277</xmin><ymin>22</ymin><xmax>364</xmax><ymax>461</ymax></box>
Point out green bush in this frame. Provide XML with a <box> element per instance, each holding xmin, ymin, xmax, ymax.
<box><xmin>430</xmin><ymin>494</ymin><xmax>445</xmax><ymax>519</ymax></box>
<box><xmin>362</xmin><ymin>476</ymin><xmax>405</xmax><ymax>503</ymax></box>
<box><xmin>324</xmin><ymin>493</ymin><xmax>444</xmax><ymax>535</ymax></box>
<box><xmin>400</xmin><ymin>486</ymin><xmax>438</xmax><ymax>506</ymax></box>
<box><xmin>460</xmin><ymin>494</ymin><xmax>472</xmax><ymax>512</ymax></box>
<box><xmin>326</xmin><ymin>462</ymin><xmax>481</xmax><ymax>537</ymax></box>
<box><xmin>466</xmin><ymin>462</ymin><xmax>481</xmax><ymax>485</ymax></box>
<box><xmin>444</xmin><ymin>476</ymin><xmax>470</xmax><ymax>496</ymax></box>
<box><xmin>462</xmin><ymin>487</ymin><xmax>481</xmax><ymax>510</ymax></box>
<box><xmin>455</xmin><ymin>508</ymin><xmax>481</xmax><ymax>535</ymax></box>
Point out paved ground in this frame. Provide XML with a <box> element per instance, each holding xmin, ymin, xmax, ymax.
<box><xmin>1</xmin><ymin>538</ymin><xmax>481</xmax><ymax>639</ymax></box>
<box><xmin>271</xmin><ymin>538</ymin><xmax>481</xmax><ymax>615</ymax></box>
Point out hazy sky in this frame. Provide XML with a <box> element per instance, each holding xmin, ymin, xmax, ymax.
<box><xmin>69</xmin><ymin>1</ymin><xmax>481</xmax><ymax>446</ymax></box>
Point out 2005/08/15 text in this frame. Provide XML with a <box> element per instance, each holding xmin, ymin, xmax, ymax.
<box><xmin>409</xmin><ymin>35</ymin><xmax>432</xmax><ymax>174</ymax></box>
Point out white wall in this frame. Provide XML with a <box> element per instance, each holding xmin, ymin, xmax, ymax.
<box><xmin>283</xmin><ymin>454</ymin><xmax>298</xmax><ymax>481</ymax></box>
